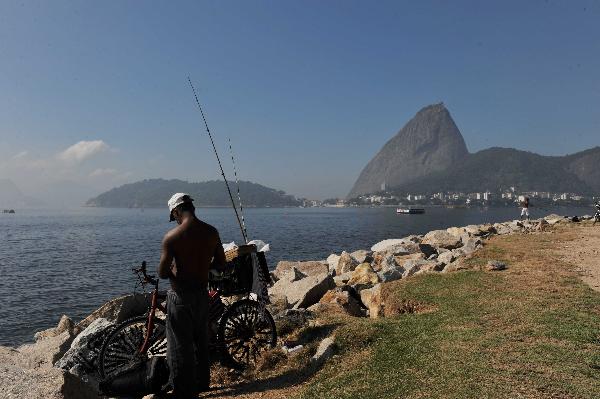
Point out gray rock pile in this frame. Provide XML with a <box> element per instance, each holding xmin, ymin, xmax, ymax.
<box><xmin>268</xmin><ymin>214</ymin><xmax>586</xmax><ymax>319</ymax></box>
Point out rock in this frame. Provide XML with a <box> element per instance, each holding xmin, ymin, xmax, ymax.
<box><xmin>311</xmin><ymin>337</ymin><xmax>335</xmax><ymax>366</ymax></box>
<box><xmin>422</xmin><ymin>230</ymin><xmax>462</xmax><ymax>249</ymax></box>
<box><xmin>326</xmin><ymin>254</ymin><xmax>341</xmax><ymax>273</ymax></box>
<box><xmin>76</xmin><ymin>293</ymin><xmax>151</xmax><ymax>331</ymax></box>
<box><xmin>413</xmin><ymin>261</ymin><xmax>445</xmax><ymax>275</ymax></box>
<box><xmin>493</xmin><ymin>223</ymin><xmax>512</xmax><ymax>235</ymax></box>
<box><xmin>371</xmin><ymin>238</ymin><xmax>405</xmax><ymax>253</ymax></box>
<box><xmin>55</xmin><ymin>318</ymin><xmax>115</xmax><ymax>373</ymax></box>
<box><xmin>571</xmin><ymin>216</ymin><xmax>580</xmax><ymax>223</ymax></box>
<box><xmin>347</xmin><ymin>263</ymin><xmax>380</xmax><ymax>287</ymax></box>
<box><xmin>437</xmin><ymin>251</ymin><xmax>455</xmax><ymax>265</ymax></box>
<box><xmin>0</xmin><ymin>346</ymin><xmax>97</xmax><ymax>399</ymax></box>
<box><xmin>333</xmin><ymin>272</ymin><xmax>353</xmax><ymax>286</ymax></box>
<box><xmin>359</xmin><ymin>284</ymin><xmax>384</xmax><ymax>318</ymax></box>
<box><xmin>402</xmin><ymin>259</ymin><xmax>435</xmax><ymax>278</ymax></box>
<box><xmin>536</xmin><ymin>219</ymin><xmax>550</xmax><ymax>231</ymax></box>
<box><xmin>319</xmin><ymin>287</ymin><xmax>364</xmax><ymax>317</ymax></box>
<box><xmin>336</xmin><ymin>251</ymin><xmax>359</xmax><ymax>275</ymax></box>
<box><xmin>376</xmin><ymin>255</ymin><xmax>405</xmax><ymax>283</ymax></box>
<box><xmin>34</xmin><ymin>315</ymin><xmax>75</xmax><ymax>341</ymax></box>
<box><xmin>19</xmin><ymin>330</ymin><xmax>74</xmax><ymax>369</ymax></box>
<box><xmin>274</xmin><ymin>261</ymin><xmax>329</xmax><ymax>280</ymax></box>
<box><xmin>286</xmin><ymin>273</ymin><xmax>335</xmax><ymax>309</ymax></box>
<box><xmin>446</xmin><ymin>226</ymin><xmax>466</xmax><ymax>237</ymax></box>
<box><xmin>418</xmin><ymin>243</ymin><xmax>438</xmax><ymax>257</ymax></box>
<box><xmin>269</xmin><ymin>267</ymin><xmax>308</xmax><ymax>302</ymax></box>
<box><xmin>442</xmin><ymin>260</ymin><xmax>470</xmax><ymax>273</ymax></box>
<box><xmin>461</xmin><ymin>237</ymin><xmax>482</xmax><ymax>255</ymax></box>
<box><xmin>350</xmin><ymin>249</ymin><xmax>374</xmax><ymax>264</ymax></box>
<box><xmin>486</xmin><ymin>260</ymin><xmax>507</xmax><ymax>271</ymax></box>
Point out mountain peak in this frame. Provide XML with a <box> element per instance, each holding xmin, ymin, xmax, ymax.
<box><xmin>348</xmin><ymin>103</ymin><xmax>468</xmax><ymax>198</ymax></box>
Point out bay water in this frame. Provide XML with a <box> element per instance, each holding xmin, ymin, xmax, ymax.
<box><xmin>0</xmin><ymin>205</ymin><xmax>590</xmax><ymax>346</ymax></box>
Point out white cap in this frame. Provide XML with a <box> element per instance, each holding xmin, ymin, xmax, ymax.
<box><xmin>168</xmin><ymin>193</ymin><xmax>194</xmax><ymax>221</ymax></box>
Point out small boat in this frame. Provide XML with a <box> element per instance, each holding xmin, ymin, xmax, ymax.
<box><xmin>3</xmin><ymin>209</ymin><xmax>15</xmax><ymax>214</ymax></box>
<box><xmin>396</xmin><ymin>207</ymin><xmax>425</xmax><ymax>214</ymax></box>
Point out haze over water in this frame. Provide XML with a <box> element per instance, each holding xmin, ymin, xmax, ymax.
<box><xmin>0</xmin><ymin>205</ymin><xmax>592</xmax><ymax>346</ymax></box>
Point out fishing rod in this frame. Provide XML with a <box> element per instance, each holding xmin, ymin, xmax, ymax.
<box><xmin>228</xmin><ymin>138</ymin><xmax>249</xmax><ymax>240</ymax></box>
<box><xmin>187</xmin><ymin>77</ymin><xmax>248</xmax><ymax>244</ymax></box>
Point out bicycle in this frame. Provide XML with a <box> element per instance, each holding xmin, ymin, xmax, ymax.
<box><xmin>98</xmin><ymin>245</ymin><xmax>277</xmax><ymax>379</ymax></box>
<box><xmin>594</xmin><ymin>201</ymin><xmax>600</xmax><ymax>225</ymax></box>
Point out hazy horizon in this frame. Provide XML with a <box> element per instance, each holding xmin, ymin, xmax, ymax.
<box><xmin>1</xmin><ymin>1</ymin><xmax>599</xmax><ymax>203</ymax></box>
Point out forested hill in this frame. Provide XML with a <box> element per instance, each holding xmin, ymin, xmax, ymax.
<box><xmin>86</xmin><ymin>179</ymin><xmax>301</xmax><ymax>208</ymax></box>
<box><xmin>393</xmin><ymin>147</ymin><xmax>600</xmax><ymax>196</ymax></box>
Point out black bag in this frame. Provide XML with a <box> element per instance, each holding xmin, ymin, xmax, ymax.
<box><xmin>99</xmin><ymin>357</ymin><xmax>169</xmax><ymax>397</ymax></box>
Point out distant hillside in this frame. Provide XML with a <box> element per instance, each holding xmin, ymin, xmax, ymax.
<box><xmin>395</xmin><ymin>147</ymin><xmax>596</xmax><ymax>195</ymax></box>
<box><xmin>86</xmin><ymin>179</ymin><xmax>302</xmax><ymax>208</ymax></box>
<box><xmin>349</xmin><ymin>103</ymin><xmax>600</xmax><ymax>197</ymax></box>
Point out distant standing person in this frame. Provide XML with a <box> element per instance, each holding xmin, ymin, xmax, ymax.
<box><xmin>520</xmin><ymin>197</ymin><xmax>530</xmax><ymax>221</ymax></box>
<box><xmin>157</xmin><ymin>193</ymin><xmax>227</xmax><ymax>398</ymax></box>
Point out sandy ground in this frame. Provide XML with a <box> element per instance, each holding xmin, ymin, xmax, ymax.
<box><xmin>555</xmin><ymin>223</ymin><xmax>600</xmax><ymax>291</ymax></box>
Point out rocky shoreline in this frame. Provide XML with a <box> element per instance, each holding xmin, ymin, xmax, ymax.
<box><xmin>0</xmin><ymin>213</ymin><xmax>591</xmax><ymax>398</ymax></box>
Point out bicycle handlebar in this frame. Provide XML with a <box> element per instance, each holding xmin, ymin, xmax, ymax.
<box><xmin>133</xmin><ymin>261</ymin><xmax>158</xmax><ymax>286</ymax></box>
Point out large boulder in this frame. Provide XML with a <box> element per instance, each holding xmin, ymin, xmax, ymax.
<box><xmin>326</xmin><ymin>254</ymin><xmax>341</xmax><ymax>273</ymax></box>
<box><xmin>283</xmin><ymin>273</ymin><xmax>335</xmax><ymax>309</ymax></box>
<box><xmin>76</xmin><ymin>293</ymin><xmax>151</xmax><ymax>331</ymax></box>
<box><xmin>359</xmin><ymin>284</ymin><xmax>384</xmax><ymax>318</ymax></box>
<box><xmin>55</xmin><ymin>318</ymin><xmax>115</xmax><ymax>374</ymax></box>
<box><xmin>370</xmin><ymin>235</ymin><xmax>421</xmax><ymax>253</ymax></box>
<box><xmin>350</xmin><ymin>250</ymin><xmax>374</xmax><ymax>264</ymax></box>
<box><xmin>461</xmin><ymin>237</ymin><xmax>483</xmax><ymax>255</ymax></box>
<box><xmin>402</xmin><ymin>260</ymin><xmax>436</xmax><ymax>278</ymax></box>
<box><xmin>34</xmin><ymin>315</ymin><xmax>75</xmax><ymax>341</ymax></box>
<box><xmin>269</xmin><ymin>267</ymin><xmax>308</xmax><ymax>301</ymax></box>
<box><xmin>376</xmin><ymin>255</ymin><xmax>405</xmax><ymax>283</ymax></box>
<box><xmin>18</xmin><ymin>330</ymin><xmax>74</xmax><ymax>369</ymax></box>
<box><xmin>274</xmin><ymin>261</ymin><xmax>329</xmax><ymax>280</ymax></box>
<box><xmin>347</xmin><ymin>263</ymin><xmax>380</xmax><ymax>287</ymax></box>
<box><xmin>422</xmin><ymin>230</ymin><xmax>462</xmax><ymax>249</ymax></box>
<box><xmin>336</xmin><ymin>251</ymin><xmax>359</xmax><ymax>275</ymax></box>
<box><xmin>437</xmin><ymin>251</ymin><xmax>455</xmax><ymax>266</ymax></box>
<box><xmin>493</xmin><ymin>223</ymin><xmax>513</xmax><ymax>235</ymax></box>
<box><xmin>319</xmin><ymin>287</ymin><xmax>364</xmax><ymax>317</ymax></box>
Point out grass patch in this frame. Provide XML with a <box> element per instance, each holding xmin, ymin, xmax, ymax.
<box><xmin>299</xmin><ymin>228</ymin><xmax>600</xmax><ymax>398</ymax></box>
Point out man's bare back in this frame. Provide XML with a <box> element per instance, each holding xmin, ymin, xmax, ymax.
<box><xmin>157</xmin><ymin>216</ymin><xmax>226</xmax><ymax>291</ymax></box>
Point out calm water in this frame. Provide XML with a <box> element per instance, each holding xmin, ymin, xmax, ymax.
<box><xmin>0</xmin><ymin>205</ymin><xmax>591</xmax><ymax>346</ymax></box>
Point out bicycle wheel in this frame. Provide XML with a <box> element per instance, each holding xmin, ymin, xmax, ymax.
<box><xmin>218</xmin><ymin>299</ymin><xmax>277</xmax><ymax>369</ymax></box>
<box><xmin>98</xmin><ymin>315</ymin><xmax>167</xmax><ymax>378</ymax></box>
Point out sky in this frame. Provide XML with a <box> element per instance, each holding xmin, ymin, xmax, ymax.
<box><xmin>0</xmin><ymin>0</ymin><xmax>599</xmax><ymax>204</ymax></box>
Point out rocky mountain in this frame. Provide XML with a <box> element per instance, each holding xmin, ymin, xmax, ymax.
<box><xmin>348</xmin><ymin>103</ymin><xmax>469</xmax><ymax>198</ymax></box>
<box><xmin>349</xmin><ymin>104</ymin><xmax>600</xmax><ymax>197</ymax></box>
<box><xmin>86</xmin><ymin>178</ymin><xmax>302</xmax><ymax>208</ymax></box>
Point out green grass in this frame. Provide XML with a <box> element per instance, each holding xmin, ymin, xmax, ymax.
<box><xmin>299</xmin><ymin>230</ymin><xmax>600</xmax><ymax>399</ymax></box>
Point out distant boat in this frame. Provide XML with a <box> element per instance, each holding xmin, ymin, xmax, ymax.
<box><xmin>396</xmin><ymin>207</ymin><xmax>425</xmax><ymax>214</ymax></box>
<box><xmin>3</xmin><ymin>209</ymin><xmax>15</xmax><ymax>214</ymax></box>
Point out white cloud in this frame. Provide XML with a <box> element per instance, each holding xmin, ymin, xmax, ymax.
<box><xmin>89</xmin><ymin>168</ymin><xmax>117</xmax><ymax>178</ymax></box>
<box><xmin>57</xmin><ymin>140</ymin><xmax>109</xmax><ymax>163</ymax></box>
<box><xmin>12</xmin><ymin>151</ymin><xmax>29</xmax><ymax>159</ymax></box>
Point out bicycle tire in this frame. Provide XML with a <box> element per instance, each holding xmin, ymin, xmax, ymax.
<box><xmin>98</xmin><ymin>315</ymin><xmax>167</xmax><ymax>378</ymax></box>
<box><xmin>217</xmin><ymin>299</ymin><xmax>277</xmax><ymax>369</ymax></box>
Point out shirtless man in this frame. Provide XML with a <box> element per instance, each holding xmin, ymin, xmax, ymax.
<box><xmin>157</xmin><ymin>193</ymin><xmax>226</xmax><ymax>398</ymax></box>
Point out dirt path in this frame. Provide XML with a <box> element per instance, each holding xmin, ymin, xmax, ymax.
<box><xmin>555</xmin><ymin>224</ymin><xmax>600</xmax><ymax>291</ymax></box>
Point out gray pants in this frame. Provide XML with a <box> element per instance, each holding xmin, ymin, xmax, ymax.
<box><xmin>166</xmin><ymin>289</ymin><xmax>209</xmax><ymax>398</ymax></box>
